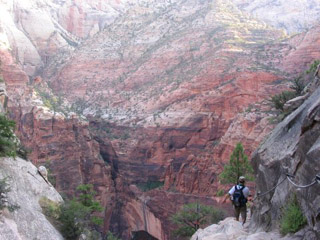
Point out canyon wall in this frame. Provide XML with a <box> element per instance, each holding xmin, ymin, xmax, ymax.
<box><xmin>1</xmin><ymin>0</ymin><xmax>320</xmax><ymax>239</ymax></box>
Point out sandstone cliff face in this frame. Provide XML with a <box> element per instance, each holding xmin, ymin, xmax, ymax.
<box><xmin>0</xmin><ymin>47</ymin><xmax>116</xmax><ymax>233</ymax></box>
<box><xmin>0</xmin><ymin>157</ymin><xmax>63</xmax><ymax>240</ymax></box>
<box><xmin>250</xmin><ymin>82</ymin><xmax>320</xmax><ymax>239</ymax></box>
<box><xmin>2</xmin><ymin>0</ymin><xmax>320</xmax><ymax>239</ymax></box>
<box><xmin>45</xmin><ymin>0</ymin><xmax>290</xmax><ymax>196</ymax></box>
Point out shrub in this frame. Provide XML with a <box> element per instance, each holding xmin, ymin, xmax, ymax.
<box><xmin>270</xmin><ymin>91</ymin><xmax>297</xmax><ymax>112</ymax></box>
<box><xmin>39</xmin><ymin>197</ymin><xmax>61</xmax><ymax>221</ymax></box>
<box><xmin>106</xmin><ymin>231</ymin><xmax>121</xmax><ymax>240</ymax></box>
<box><xmin>58</xmin><ymin>184</ymin><xmax>104</xmax><ymax>240</ymax></box>
<box><xmin>280</xmin><ymin>195</ymin><xmax>307</xmax><ymax>235</ymax></box>
<box><xmin>216</xmin><ymin>189</ymin><xmax>225</xmax><ymax>197</ymax></box>
<box><xmin>59</xmin><ymin>199</ymin><xmax>91</xmax><ymax>239</ymax></box>
<box><xmin>0</xmin><ymin>114</ymin><xmax>18</xmax><ymax>157</ymax></box>
<box><xmin>137</xmin><ymin>181</ymin><xmax>164</xmax><ymax>192</ymax></box>
<box><xmin>290</xmin><ymin>77</ymin><xmax>305</xmax><ymax>96</ymax></box>
<box><xmin>171</xmin><ymin>203</ymin><xmax>225</xmax><ymax>238</ymax></box>
<box><xmin>306</xmin><ymin>60</ymin><xmax>320</xmax><ymax>74</ymax></box>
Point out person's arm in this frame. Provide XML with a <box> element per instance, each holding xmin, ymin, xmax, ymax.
<box><xmin>222</xmin><ymin>186</ymin><xmax>234</xmax><ymax>203</ymax></box>
<box><xmin>222</xmin><ymin>193</ymin><xmax>230</xmax><ymax>203</ymax></box>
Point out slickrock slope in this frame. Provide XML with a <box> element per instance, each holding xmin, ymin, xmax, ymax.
<box><xmin>232</xmin><ymin>0</ymin><xmax>320</xmax><ymax>34</ymax></box>
<box><xmin>250</xmin><ymin>75</ymin><xmax>320</xmax><ymax>239</ymax></box>
<box><xmin>0</xmin><ymin>157</ymin><xmax>63</xmax><ymax>240</ymax></box>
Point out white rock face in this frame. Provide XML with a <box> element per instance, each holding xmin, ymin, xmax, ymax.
<box><xmin>0</xmin><ymin>157</ymin><xmax>63</xmax><ymax>240</ymax></box>
<box><xmin>191</xmin><ymin>217</ymin><xmax>282</xmax><ymax>240</ymax></box>
<box><xmin>232</xmin><ymin>0</ymin><xmax>320</xmax><ymax>34</ymax></box>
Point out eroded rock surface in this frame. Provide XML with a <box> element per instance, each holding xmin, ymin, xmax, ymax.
<box><xmin>250</xmin><ymin>86</ymin><xmax>320</xmax><ymax>239</ymax></box>
<box><xmin>0</xmin><ymin>157</ymin><xmax>63</xmax><ymax>240</ymax></box>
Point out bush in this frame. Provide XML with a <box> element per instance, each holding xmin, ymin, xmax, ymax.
<box><xmin>137</xmin><ymin>181</ymin><xmax>164</xmax><ymax>192</ymax></box>
<box><xmin>39</xmin><ymin>184</ymin><xmax>104</xmax><ymax>240</ymax></box>
<box><xmin>270</xmin><ymin>91</ymin><xmax>297</xmax><ymax>112</ymax></box>
<box><xmin>106</xmin><ymin>231</ymin><xmax>121</xmax><ymax>240</ymax></box>
<box><xmin>280</xmin><ymin>195</ymin><xmax>307</xmax><ymax>235</ymax></box>
<box><xmin>171</xmin><ymin>203</ymin><xmax>225</xmax><ymax>238</ymax></box>
<box><xmin>59</xmin><ymin>199</ymin><xmax>91</xmax><ymax>239</ymax></box>
<box><xmin>58</xmin><ymin>184</ymin><xmax>104</xmax><ymax>240</ymax></box>
<box><xmin>0</xmin><ymin>114</ymin><xmax>18</xmax><ymax>157</ymax></box>
<box><xmin>290</xmin><ymin>77</ymin><xmax>305</xmax><ymax>96</ymax></box>
<box><xmin>39</xmin><ymin>197</ymin><xmax>61</xmax><ymax>219</ymax></box>
<box><xmin>306</xmin><ymin>60</ymin><xmax>320</xmax><ymax>74</ymax></box>
<box><xmin>216</xmin><ymin>189</ymin><xmax>225</xmax><ymax>197</ymax></box>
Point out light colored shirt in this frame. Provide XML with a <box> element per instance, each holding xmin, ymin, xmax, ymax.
<box><xmin>228</xmin><ymin>184</ymin><xmax>250</xmax><ymax>198</ymax></box>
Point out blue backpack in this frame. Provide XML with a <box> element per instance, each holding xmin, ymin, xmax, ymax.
<box><xmin>233</xmin><ymin>185</ymin><xmax>247</xmax><ymax>207</ymax></box>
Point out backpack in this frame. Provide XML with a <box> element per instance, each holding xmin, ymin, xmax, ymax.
<box><xmin>232</xmin><ymin>185</ymin><xmax>247</xmax><ymax>207</ymax></box>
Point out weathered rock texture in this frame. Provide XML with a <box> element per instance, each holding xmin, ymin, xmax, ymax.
<box><xmin>191</xmin><ymin>217</ymin><xmax>283</xmax><ymax>240</ymax></box>
<box><xmin>250</xmin><ymin>84</ymin><xmax>320</xmax><ymax>239</ymax></box>
<box><xmin>232</xmin><ymin>0</ymin><xmax>320</xmax><ymax>34</ymax></box>
<box><xmin>46</xmin><ymin>0</ymin><xmax>291</xmax><ymax>197</ymax></box>
<box><xmin>0</xmin><ymin>47</ymin><xmax>116</xmax><ymax>233</ymax></box>
<box><xmin>0</xmin><ymin>157</ymin><xmax>63</xmax><ymax>240</ymax></box>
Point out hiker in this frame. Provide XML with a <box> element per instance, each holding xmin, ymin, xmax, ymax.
<box><xmin>222</xmin><ymin>176</ymin><xmax>250</xmax><ymax>225</ymax></box>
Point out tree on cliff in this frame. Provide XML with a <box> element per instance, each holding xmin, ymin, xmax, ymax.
<box><xmin>0</xmin><ymin>114</ymin><xmax>17</xmax><ymax>157</ymax></box>
<box><xmin>171</xmin><ymin>203</ymin><xmax>225</xmax><ymax>238</ymax></box>
<box><xmin>59</xmin><ymin>184</ymin><xmax>104</xmax><ymax>240</ymax></box>
<box><xmin>219</xmin><ymin>142</ymin><xmax>254</xmax><ymax>184</ymax></box>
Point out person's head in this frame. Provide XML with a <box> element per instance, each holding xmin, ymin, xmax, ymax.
<box><xmin>239</xmin><ymin>176</ymin><xmax>245</xmax><ymax>185</ymax></box>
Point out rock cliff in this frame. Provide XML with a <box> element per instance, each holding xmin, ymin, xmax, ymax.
<box><xmin>250</xmin><ymin>74</ymin><xmax>320</xmax><ymax>239</ymax></box>
<box><xmin>0</xmin><ymin>157</ymin><xmax>63</xmax><ymax>240</ymax></box>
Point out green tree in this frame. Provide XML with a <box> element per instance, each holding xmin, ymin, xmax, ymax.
<box><xmin>0</xmin><ymin>114</ymin><xmax>17</xmax><ymax>157</ymax></box>
<box><xmin>219</xmin><ymin>143</ymin><xmax>254</xmax><ymax>184</ymax></box>
<box><xmin>171</xmin><ymin>203</ymin><xmax>225</xmax><ymax>238</ymax></box>
<box><xmin>58</xmin><ymin>184</ymin><xmax>104</xmax><ymax>240</ymax></box>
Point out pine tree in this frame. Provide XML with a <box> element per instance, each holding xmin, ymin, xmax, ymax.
<box><xmin>219</xmin><ymin>142</ymin><xmax>254</xmax><ymax>184</ymax></box>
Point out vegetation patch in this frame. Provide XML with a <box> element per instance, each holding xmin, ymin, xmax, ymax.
<box><xmin>280</xmin><ymin>195</ymin><xmax>307</xmax><ymax>235</ymax></box>
<box><xmin>137</xmin><ymin>181</ymin><xmax>164</xmax><ymax>192</ymax></box>
<box><xmin>171</xmin><ymin>202</ymin><xmax>225</xmax><ymax>238</ymax></box>
<box><xmin>39</xmin><ymin>184</ymin><xmax>104</xmax><ymax>240</ymax></box>
<box><xmin>219</xmin><ymin>142</ymin><xmax>254</xmax><ymax>184</ymax></box>
<box><xmin>216</xmin><ymin>189</ymin><xmax>225</xmax><ymax>197</ymax></box>
<box><xmin>0</xmin><ymin>114</ymin><xmax>18</xmax><ymax>157</ymax></box>
<box><xmin>106</xmin><ymin>231</ymin><xmax>121</xmax><ymax>240</ymax></box>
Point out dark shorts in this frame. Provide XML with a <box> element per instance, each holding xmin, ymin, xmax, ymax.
<box><xmin>234</xmin><ymin>205</ymin><xmax>247</xmax><ymax>222</ymax></box>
